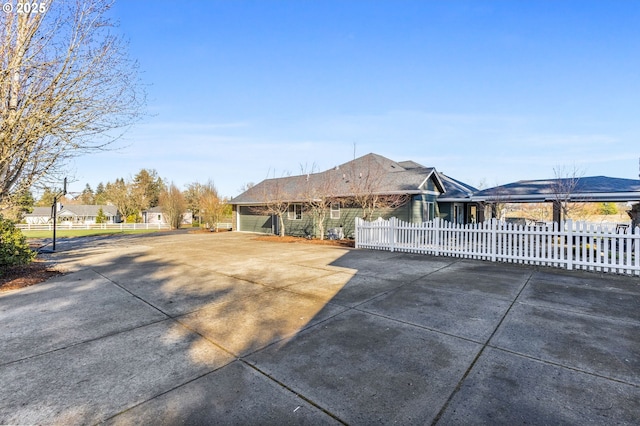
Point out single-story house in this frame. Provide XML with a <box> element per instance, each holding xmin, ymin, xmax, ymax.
<box><xmin>473</xmin><ymin>176</ymin><xmax>640</xmax><ymax>226</ymax></box>
<box><xmin>142</xmin><ymin>206</ymin><xmax>193</xmax><ymax>226</ymax></box>
<box><xmin>24</xmin><ymin>205</ymin><xmax>121</xmax><ymax>224</ymax></box>
<box><xmin>230</xmin><ymin>153</ymin><xmax>481</xmax><ymax>238</ymax></box>
<box><xmin>23</xmin><ymin>207</ymin><xmax>55</xmax><ymax>224</ymax></box>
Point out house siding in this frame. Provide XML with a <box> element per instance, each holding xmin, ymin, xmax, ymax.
<box><xmin>279</xmin><ymin>204</ymin><xmax>411</xmax><ymax>239</ymax></box>
<box><xmin>409</xmin><ymin>194</ymin><xmax>439</xmax><ymax>222</ymax></box>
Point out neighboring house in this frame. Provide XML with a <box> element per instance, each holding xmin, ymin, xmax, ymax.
<box><xmin>23</xmin><ymin>207</ymin><xmax>55</xmax><ymax>224</ymax></box>
<box><xmin>142</xmin><ymin>206</ymin><xmax>193</xmax><ymax>225</ymax></box>
<box><xmin>230</xmin><ymin>153</ymin><xmax>481</xmax><ymax>238</ymax></box>
<box><xmin>23</xmin><ymin>205</ymin><xmax>121</xmax><ymax>224</ymax></box>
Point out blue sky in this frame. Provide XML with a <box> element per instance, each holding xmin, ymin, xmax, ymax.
<box><xmin>70</xmin><ymin>0</ymin><xmax>640</xmax><ymax>197</ymax></box>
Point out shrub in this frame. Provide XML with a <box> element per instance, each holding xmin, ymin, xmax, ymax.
<box><xmin>599</xmin><ymin>202</ymin><xmax>618</xmax><ymax>215</ymax></box>
<box><xmin>0</xmin><ymin>215</ymin><xmax>35</xmax><ymax>274</ymax></box>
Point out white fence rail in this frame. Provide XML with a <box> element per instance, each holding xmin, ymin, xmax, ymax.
<box><xmin>17</xmin><ymin>223</ymin><xmax>170</xmax><ymax>231</ymax></box>
<box><xmin>355</xmin><ymin>217</ymin><xmax>640</xmax><ymax>276</ymax></box>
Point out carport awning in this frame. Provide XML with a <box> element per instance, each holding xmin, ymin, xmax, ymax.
<box><xmin>472</xmin><ymin>176</ymin><xmax>640</xmax><ymax>203</ymax></box>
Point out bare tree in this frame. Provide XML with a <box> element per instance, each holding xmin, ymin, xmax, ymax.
<box><xmin>199</xmin><ymin>180</ymin><xmax>227</xmax><ymax>231</ymax></box>
<box><xmin>517</xmin><ymin>202</ymin><xmax>552</xmax><ymax>222</ymax></box>
<box><xmin>345</xmin><ymin>155</ymin><xmax>409</xmax><ymax>220</ymax></box>
<box><xmin>485</xmin><ymin>183</ymin><xmax>510</xmax><ymax>220</ymax></box>
<box><xmin>299</xmin><ymin>165</ymin><xmax>335</xmax><ymax>240</ymax></box>
<box><xmin>104</xmin><ymin>178</ymin><xmax>137</xmax><ymax>222</ymax></box>
<box><xmin>551</xmin><ymin>165</ymin><xmax>584</xmax><ymax>221</ymax></box>
<box><xmin>159</xmin><ymin>183</ymin><xmax>186</xmax><ymax>230</ymax></box>
<box><xmin>184</xmin><ymin>182</ymin><xmax>205</xmax><ymax>223</ymax></box>
<box><xmin>251</xmin><ymin>174</ymin><xmax>293</xmax><ymax>237</ymax></box>
<box><xmin>238</xmin><ymin>182</ymin><xmax>255</xmax><ymax>194</ymax></box>
<box><xmin>0</xmin><ymin>0</ymin><xmax>145</xmax><ymax>211</ymax></box>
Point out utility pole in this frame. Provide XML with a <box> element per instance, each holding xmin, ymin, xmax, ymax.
<box><xmin>51</xmin><ymin>178</ymin><xmax>67</xmax><ymax>251</ymax></box>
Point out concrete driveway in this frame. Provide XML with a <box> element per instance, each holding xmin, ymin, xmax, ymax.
<box><xmin>1</xmin><ymin>231</ymin><xmax>639</xmax><ymax>425</ymax></box>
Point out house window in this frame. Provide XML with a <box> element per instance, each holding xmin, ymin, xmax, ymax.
<box><xmin>330</xmin><ymin>202</ymin><xmax>340</xmax><ymax>219</ymax></box>
<box><xmin>423</xmin><ymin>202</ymin><xmax>434</xmax><ymax>221</ymax></box>
<box><xmin>453</xmin><ymin>204</ymin><xmax>462</xmax><ymax>224</ymax></box>
<box><xmin>157</xmin><ymin>214</ymin><xmax>162</xmax><ymax>221</ymax></box>
<box><xmin>288</xmin><ymin>204</ymin><xmax>302</xmax><ymax>220</ymax></box>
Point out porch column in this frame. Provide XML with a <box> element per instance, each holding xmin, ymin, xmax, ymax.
<box><xmin>628</xmin><ymin>202</ymin><xmax>640</xmax><ymax>228</ymax></box>
<box><xmin>552</xmin><ymin>201</ymin><xmax>562</xmax><ymax>225</ymax></box>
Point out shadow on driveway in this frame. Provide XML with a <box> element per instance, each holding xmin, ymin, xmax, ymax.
<box><xmin>1</xmin><ymin>232</ymin><xmax>639</xmax><ymax>424</ymax></box>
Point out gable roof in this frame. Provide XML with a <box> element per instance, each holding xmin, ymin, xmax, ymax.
<box><xmin>473</xmin><ymin>176</ymin><xmax>640</xmax><ymax>202</ymax></box>
<box><xmin>436</xmin><ymin>173</ymin><xmax>479</xmax><ymax>201</ymax></box>
<box><xmin>230</xmin><ymin>153</ymin><xmax>450</xmax><ymax>205</ymax></box>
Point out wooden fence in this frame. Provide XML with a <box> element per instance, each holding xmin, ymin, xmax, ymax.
<box><xmin>355</xmin><ymin>217</ymin><xmax>640</xmax><ymax>275</ymax></box>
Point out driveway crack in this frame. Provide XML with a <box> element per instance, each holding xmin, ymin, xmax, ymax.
<box><xmin>430</xmin><ymin>269</ymin><xmax>534</xmax><ymax>425</ymax></box>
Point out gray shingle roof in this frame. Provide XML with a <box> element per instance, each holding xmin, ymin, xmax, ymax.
<box><xmin>230</xmin><ymin>153</ymin><xmax>451</xmax><ymax>204</ymax></box>
<box><xmin>473</xmin><ymin>176</ymin><xmax>640</xmax><ymax>202</ymax></box>
<box><xmin>436</xmin><ymin>173</ymin><xmax>478</xmax><ymax>201</ymax></box>
<box><xmin>24</xmin><ymin>207</ymin><xmax>53</xmax><ymax>217</ymax></box>
<box><xmin>25</xmin><ymin>205</ymin><xmax>118</xmax><ymax>216</ymax></box>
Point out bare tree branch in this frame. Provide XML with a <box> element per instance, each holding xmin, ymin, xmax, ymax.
<box><xmin>345</xmin><ymin>155</ymin><xmax>409</xmax><ymax>220</ymax></box>
<box><xmin>250</xmin><ymin>172</ymin><xmax>293</xmax><ymax>237</ymax></box>
<box><xmin>0</xmin><ymin>0</ymin><xmax>145</xmax><ymax>210</ymax></box>
<box><xmin>552</xmin><ymin>165</ymin><xmax>584</xmax><ymax>220</ymax></box>
<box><xmin>159</xmin><ymin>182</ymin><xmax>186</xmax><ymax>230</ymax></box>
<box><xmin>299</xmin><ymin>165</ymin><xmax>336</xmax><ymax>240</ymax></box>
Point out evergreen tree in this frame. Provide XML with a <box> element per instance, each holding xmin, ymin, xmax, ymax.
<box><xmin>132</xmin><ymin>169</ymin><xmax>165</xmax><ymax>210</ymax></box>
<box><xmin>36</xmin><ymin>188</ymin><xmax>56</xmax><ymax>207</ymax></box>
<box><xmin>95</xmin><ymin>207</ymin><xmax>107</xmax><ymax>224</ymax></box>
<box><xmin>79</xmin><ymin>184</ymin><xmax>95</xmax><ymax>204</ymax></box>
<box><xmin>95</xmin><ymin>182</ymin><xmax>107</xmax><ymax>205</ymax></box>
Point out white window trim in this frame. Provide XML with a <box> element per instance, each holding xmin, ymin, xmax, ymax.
<box><xmin>424</xmin><ymin>202</ymin><xmax>434</xmax><ymax>221</ymax></box>
<box><xmin>288</xmin><ymin>204</ymin><xmax>302</xmax><ymax>220</ymax></box>
<box><xmin>330</xmin><ymin>202</ymin><xmax>340</xmax><ymax>219</ymax></box>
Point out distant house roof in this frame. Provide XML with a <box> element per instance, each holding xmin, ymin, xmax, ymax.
<box><xmin>60</xmin><ymin>205</ymin><xmax>119</xmax><ymax>217</ymax></box>
<box><xmin>24</xmin><ymin>207</ymin><xmax>53</xmax><ymax>217</ymax></box>
<box><xmin>230</xmin><ymin>153</ymin><xmax>455</xmax><ymax>205</ymax></box>
<box><xmin>473</xmin><ymin>176</ymin><xmax>640</xmax><ymax>203</ymax></box>
<box><xmin>24</xmin><ymin>205</ymin><xmax>119</xmax><ymax>217</ymax></box>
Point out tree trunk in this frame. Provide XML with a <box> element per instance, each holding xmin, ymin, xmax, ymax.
<box><xmin>278</xmin><ymin>214</ymin><xmax>285</xmax><ymax>237</ymax></box>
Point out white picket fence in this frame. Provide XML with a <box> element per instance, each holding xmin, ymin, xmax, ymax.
<box><xmin>17</xmin><ymin>222</ymin><xmax>170</xmax><ymax>231</ymax></box>
<box><xmin>355</xmin><ymin>217</ymin><xmax>640</xmax><ymax>276</ymax></box>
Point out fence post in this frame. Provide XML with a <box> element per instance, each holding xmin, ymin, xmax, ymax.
<box><xmin>566</xmin><ymin>219</ymin><xmax>573</xmax><ymax>270</ymax></box>
<box><xmin>490</xmin><ymin>219</ymin><xmax>497</xmax><ymax>262</ymax></box>
<box><xmin>389</xmin><ymin>217</ymin><xmax>396</xmax><ymax>252</ymax></box>
<box><xmin>432</xmin><ymin>218</ymin><xmax>439</xmax><ymax>256</ymax></box>
<box><xmin>355</xmin><ymin>218</ymin><xmax>361</xmax><ymax>248</ymax></box>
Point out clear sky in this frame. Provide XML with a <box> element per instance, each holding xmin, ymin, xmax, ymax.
<box><xmin>69</xmin><ymin>0</ymin><xmax>640</xmax><ymax>198</ymax></box>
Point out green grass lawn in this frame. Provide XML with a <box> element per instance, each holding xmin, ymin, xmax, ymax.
<box><xmin>22</xmin><ymin>228</ymin><xmax>170</xmax><ymax>239</ymax></box>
